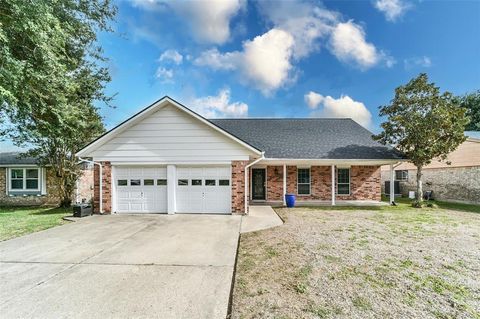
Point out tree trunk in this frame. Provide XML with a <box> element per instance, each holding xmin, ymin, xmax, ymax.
<box><xmin>416</xmin><ymin>165</ymin><xmax>423</xmax><ymax>203</ymax></box>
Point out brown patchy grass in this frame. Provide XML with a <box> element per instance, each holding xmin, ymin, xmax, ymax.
<box><xmin>230</xmin><ymin>207</ymin><xmax>480</xmax><ymax>319</ymax></box>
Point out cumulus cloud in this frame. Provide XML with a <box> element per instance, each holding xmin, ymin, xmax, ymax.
<box><xmin>257</xmin><ymin>1</ymin><xmax>338</xmax><ymax>59</ymax></box>
<box><xmin>306</xmin><ymin>92</ymin><xmax>372</xmax><ymax>128</ymax></box>
<box><xmin>304</xmin><ymin>91</ymin><xmax>324</xmax><ymax>109</ymax></box>
<box><xmin>404</xmin><ymin>56</ymin><xmax>432</xmax><ymax>69</ymax></box>
<box><xmin>329</xmin><ymin>21</ymin><xmax>394</xmax><ymax>69</ymax></box>
<box><xmin>374</xmin><ymin>0</ymin><xmax>411</xmax><ymax>22</ymax></box>
<box><xmin>190</xmin><ymin>88</ymin><xmax>248</xmax><ymax>118</ymax></box>
<box><xmin>131</xmin><ymin>0</ymin><xmax>245</xmax><ymax>44</ymax></box>
<box><xmin>159</xmin><ymin>49</ymin><xmax>183</xmax><ymax>65</ymax></box>
<box><xmin>195</xmin><ymin>29</ymin><xmax>295</xmax><ymax>95</ymax></box>
<box><xmin>155</xmin><ymin>67</ymin><xmax>174</xmax><ymax>83</ymax></box>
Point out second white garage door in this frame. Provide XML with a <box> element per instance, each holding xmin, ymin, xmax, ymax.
<box><xmin>176</xmin><ymin>166</ymin><xmax>231</xmax><ymax>214</ymax></box>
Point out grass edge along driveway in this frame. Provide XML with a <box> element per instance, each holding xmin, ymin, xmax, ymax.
<box><xmin>0</xmin><ymin>206</ymin><xmax>71</xmax><ymax>241</ymax></box>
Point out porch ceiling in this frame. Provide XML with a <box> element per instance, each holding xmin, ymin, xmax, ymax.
<box><xmin>257</xmin><ymin>158</ymin><xmax>406</xmax><ymax>166</ymax></box>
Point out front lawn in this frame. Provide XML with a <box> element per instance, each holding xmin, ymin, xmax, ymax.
<box><xmin>231</xmin><ymin>205</ymin><xmax>480</xmax><ymax>319</ymax></box>
<box><xmin>0</xmin><ymin>206</ymin><xmax>71</xmax><ymax>241</ymax></box>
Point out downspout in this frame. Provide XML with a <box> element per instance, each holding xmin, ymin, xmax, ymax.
<box><xmin>244</xmin><ymin>152</ymin><xmax>265</xmax><ymax>214</ymax></box>
<box><xmin>78</xmin><ymin>157</ymin><xmax>103</xmax><ymax>214</ymax></box>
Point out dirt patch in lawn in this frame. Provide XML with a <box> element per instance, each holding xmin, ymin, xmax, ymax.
<box><xmin>230</xmin><ymin>207</ymin><xmax>480</xmax><ymax>319</ymax></box>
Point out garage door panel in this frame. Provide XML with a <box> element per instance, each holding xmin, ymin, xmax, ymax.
<box><xmin>114</xmin><ymin>166</ymin><xmax>167</xmax><ymax>214</ymax></box>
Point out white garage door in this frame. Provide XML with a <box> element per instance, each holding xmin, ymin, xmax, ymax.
<box><xmin>176</xmin><ymin>166</ymin><xmax>231</xmax><ymax>214</ymax></box>
<box><xmin>115</xmin><ymin>167</ymin><xmax>167</xmax><ymax>213</ymax></box>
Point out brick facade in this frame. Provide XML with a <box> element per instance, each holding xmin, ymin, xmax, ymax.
<box><xmin>257</xmin><ymin>165</ymin><xmax>381</xmax><ymax>202</ymax></box>
<box><xmin>231</xmin><ymin>160</ymin><xmax>248</xmax><ymax>214</ymax></box>
<box><xmin>0</xmin><ymin>167</ymin><xmax>63</xmax><ymax>206</ymax></box>
<box><xmin>93</xmin><ymin>162</ymin><xmax>112</xmax><ymax>213</ymax></box>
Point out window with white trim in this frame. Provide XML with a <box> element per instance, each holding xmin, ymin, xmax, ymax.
<box><xmin>395</xmin><ymin>170</ymin><xmax>408</xmax><ymax>181</ymax></box>
<box><xmin>337</xmin><ymin>168</ymin><xmax>350</xmax><ymax>195</ymax></box>
<box><xmin>297</xmin><ymin>168</ymin><xmax>310</xmax><ymax>195</ymax></box>
<box><xmin>10</xmin><ymin>168</ymin><xmax>40</xmax><ymax>191</ymax></box>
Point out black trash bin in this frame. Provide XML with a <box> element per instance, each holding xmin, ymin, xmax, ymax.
<box><xmin>73</xmin><ymin>203</ymin><xmax>92</xmax><ymax>217</ymax></box>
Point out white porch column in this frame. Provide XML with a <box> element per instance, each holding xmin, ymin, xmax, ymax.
<box><xmin>283</xmin><ymin>164</ymin><xmax>287</xmax><ymax>206</ymax></box>
<box><xmin>331</xmin><ymin>164</ymin><xmax>335</xmax><ymax>206</ymax></box>
<box><xmin>167</xmin><ymin>164</ymin><xmax>176</xmax><ymax>214</ymax></box>
<box><xmin>389</xmin><ymin>164</ymin><xmax>395</xmax><ymax>205</ymax></box>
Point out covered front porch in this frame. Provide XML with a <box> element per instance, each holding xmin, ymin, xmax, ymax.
<box><xmin>245</xmin><ymin>159</ymin><xmax>400</xmax><ymax>207</ymax></box>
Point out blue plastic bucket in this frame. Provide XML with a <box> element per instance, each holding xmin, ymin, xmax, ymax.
<box><xmin>285</xmin><ymin>194</ymin><xmax>296</xmax><ymax>208</ymax></box>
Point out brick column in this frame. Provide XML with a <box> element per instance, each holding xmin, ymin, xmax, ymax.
<box><xmin>231</xmin><ymin>161</ymin><xmax>248</xmax><ymax>214</ymax></box>
<box><xmin>93</xmin><ymin>161</ymin><xmax>112</xmax><ymax>214</ymax></box>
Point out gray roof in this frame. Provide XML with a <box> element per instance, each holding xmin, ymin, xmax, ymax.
<box><xmin>210</xmin><ymin>118</ymin><xmax>405</xmax><ymax>160</ymax></box>
<box><xmin>0</xmin><ymin>152</ymin><xmax>38</xmax><ymax>165</ymax></box>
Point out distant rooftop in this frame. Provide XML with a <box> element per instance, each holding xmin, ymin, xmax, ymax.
<box><xmin>0</xmin><ymin>152</ymin><xmax>38</xmax><ymax>165</ymax></box>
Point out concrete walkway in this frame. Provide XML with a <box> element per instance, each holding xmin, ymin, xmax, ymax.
<box><xmin>0</xmin><ymin>214</ymin><xmax>241</xmax><ymax>319</ymax></box>
<box><xmin>241</xmin><ymin>206</ymin><xmax>283</xmax><ymax>233</ymax></box>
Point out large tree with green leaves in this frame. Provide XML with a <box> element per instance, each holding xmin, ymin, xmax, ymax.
<box><xmin>456</xmin><ymin>90</ymin><xmax>480</xmax><ymax>131</ymax></box>
<box><xmin>374</xmin><ymin>73</ymin><xmax>469</xmax><ymax>205</ymax></box>
<box><xmin>0</xmin><ymin>0</ymin><xmax>116</xmax><ymax>206</ymax></box>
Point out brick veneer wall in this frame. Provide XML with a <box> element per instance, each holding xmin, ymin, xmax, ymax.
<box><xmin>266</xmin><ymin>166</ymin><xmax>283</xmax><ymax>201</ymax></box>
<box><xmin>0</xmin><ymin>167</ymin><xmax>62</xmax><ymax>206</ymax></box>
<box><xmin>93</xmin><ymin>161</ymin><xmax>112</xmax><ymax>213</ymax></box>
<box><xmin>232</xmin><ymin>161</ymin><xmax>248</xmax><ymax>214</ymax></box>
<box><xmin>264</xmin><ymin>165</ymin><xmax>381</xmax><ymax>201</ymax></box>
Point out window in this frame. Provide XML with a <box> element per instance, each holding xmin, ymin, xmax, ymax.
<box><xmin>219</xmin><ymin>179</ymin><xmax>230</xmax><ymax>186</ymax></box>
<box><xmin>157</xmin><ymin>179</ymin><xmax>167</xmax><ymax>186</ymax></box>
<box><xmin>337</xmin><ymin>168</ymin><xmax>350</xmax><ymax>195</ymax></box>
<box><xmin>191</xmin><ymin>179</ymin><xmax>202</xmax><ymax>186</ymax></box>
<box><xmin>117</xmin><ymin>179</ymin><xmax>127</xmax><ymax>186</ymax></box>
<box><xmin>130</xmin><ymin>179</ymin><xmax>141</xmax><ymax>186</ymax></box>
<box><xmin>178</xmin><ymin>179</ymin><xmax>188</xmax><ymax>186</ymax></box>
<box><xmin>297</xmin><ymin>168</ymin><xmax>310</xmax><ymax>195</ymax></box>
<box><xmin>205</xmin><ymin>179</ymin><xmax>216</xmax><ymax>186</ymax></box>
<box><xmin>395</xmin><ymin>170</ymin><xmax>408</xmax><ymax>181</ymax></box>
<box><xmin>143</xmin><ymin>179</ymin><xmax>154</xmax><ymax>186</ymax></box>
<box><xmin>10</xmin><ymin>168</ymin><xmax>40</xmax><ymax>191</ymax></box>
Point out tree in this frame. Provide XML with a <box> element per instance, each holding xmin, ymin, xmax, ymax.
<box><xmin>0</xmin><ymin>0</ymin><xmax>116</xmax><ymax>207</ymax></box>
<box><xmin>374</xmin><ymin>73</ymin><xmax>469</xmax><ymax>205</ymax></box>
<box><xmin>457</xmin><ymin>90</ymin><xmax>480</xmax><ymax>131</ymax></box>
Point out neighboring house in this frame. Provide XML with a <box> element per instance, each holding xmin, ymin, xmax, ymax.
<box><xmin>76</xmin><ymin>97</ymin><xmax>404</xmax><ymax>215</ymax></box>
<box><xmin>380</xmin><ymin>137</ymin><xmax>480</xmax><ymax>204</ymax></box>
<box><xmin>0</xmin><ymin>152</ymin><xmax>94</xmax><ymax>206</ymax></box>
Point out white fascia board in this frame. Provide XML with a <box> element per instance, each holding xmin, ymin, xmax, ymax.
<box><xmin>76</xmin><ymin>97</ymin><xmax>262</xmax><ymax>157</ymax></box>
<box><xmin>261</xmin><ymin>158</ymin><xmax>407</xmax><ymax>166</ymax></box>
<box><xmin>109</xmin><ymin>161</ymin><xmax>233</xmax><ymax>166</ymax></box>
<box><xmin>0</xmin><ymin>164</ymin><xmax>42</xmax><ymax>167</ymax></box>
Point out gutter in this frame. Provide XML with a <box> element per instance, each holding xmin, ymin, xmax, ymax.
<box><xmin>244</xmin><ymin>152</ymin><xmax>265</xmax><ymax>214</ymax></box>
<box><xmin>78</xmin><ymin>157</ymin><xmax>103</xmax><ymax>214</ymax></box>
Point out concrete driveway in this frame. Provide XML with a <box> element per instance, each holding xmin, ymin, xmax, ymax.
<box><xmin>0</xmin><ymin>214</ymin><xmax>241</xmax><ymax>319</ymax></box>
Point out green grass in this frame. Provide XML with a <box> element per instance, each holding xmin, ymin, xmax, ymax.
<box><xmin>0</xmin><ymin>206</ymin><xmax>71</xmax><ymax>241</ymax></box>
<box><xmin>383</xmin><ymin>195</ymin><xmax>480</xmax><ymax>213</ymax></box>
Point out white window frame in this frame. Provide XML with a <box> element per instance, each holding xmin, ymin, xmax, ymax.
<box><xmin>395</xmin><ymin>170</ymin><xmax>408</xmax><ymax>181</ymax></box>
<box><xmin>336</xmin><ymin>168</ymin><xmax>350</xmax><ymax>196</ymax></box>
<box><xmin>297</xmin><ymin>167</ymin><xmax>311</xmax><ymax>196</ymax></box>
<box><xmin>8</xmin><ymin>167</ymin><xmax>41</xmax><ymax>192</ymax></box>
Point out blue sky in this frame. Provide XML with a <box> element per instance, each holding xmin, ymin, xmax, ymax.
<box><xmin>2</xmin><ymin>0</ymin><xmax>480</xmax><ymax>151</ymax></box>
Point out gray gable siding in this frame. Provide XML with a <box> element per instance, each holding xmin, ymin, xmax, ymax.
<box><xmin>210</xmin><ymin>118</ymin><xmax>404</xmax><ymax>160</ymax></box>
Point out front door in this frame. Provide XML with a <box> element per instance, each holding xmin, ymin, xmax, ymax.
<box><xmin>252</xmin><ymin>168</ymin><xmax>266</xmax><ymax>200</ymax></box>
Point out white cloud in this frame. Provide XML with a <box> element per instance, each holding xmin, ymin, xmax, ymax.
<box><xmin>155</xmin><ymin>67</ymin><xmax>174</xmax><ymax>83</ymax></box>
<box><xmin>257</xmin><ymin>1</ymin><xmax>338</xmax><ymax>59</ymax></box>
<box><xmin>190</xmin><ymin>88</ymin><xmax>248</xmax><ymax>118</ymax></box>
<box><xmin>304</xmin><ymin>91</ymin><xmax>324</xmax><ymax>109</ymax></box>
<box><xmin>329</xmin><ymin>21</ymin><xmax>394</xmax><ymax>69</ymax></box>
<box><xmin>374</xmin><ymin>0</ymin><xmax>411</xmax><ymax>22</ymax></box>
<box><xmin>194</xmin><ymin>48</ymin><xmax>239</xmax><ymax>71</ymax></box>
<box><xmin>159</xmin><ymin>49</ymin><xmax>183</xmax><ymax>65</ymax></box>
<box><xmin>195</xmin><ymin>29</ymin><xmax>295</xmax><ymax>95</ymax></box>
<box><xmin>131</xmin><ymin>0</ymin><xmax>245</xmax><ymax>44</ymax></box>
<box><xmin>404</xmin><ymin>56</ymin><xmax>432</xmax><ymax>69</ymax></box>
<box><xmin>307</xmin><ymin>92</ymin><xmax>372</xmax><ymax>128</ymax></box>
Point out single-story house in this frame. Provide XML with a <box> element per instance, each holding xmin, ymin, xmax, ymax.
<box><xmin>381</xmin><ymin>136</ymin><xmax>480</xmax><ymax>204</ymax></box>
<box><xmin>0</xmin><ymin>152</ymin><xmax>94</xmax><ymax>206</ymax></box>
<box><xmin>76</xmin><ymin>97</ymin><xmax>405</xmax><ymax>215</ymax></box>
